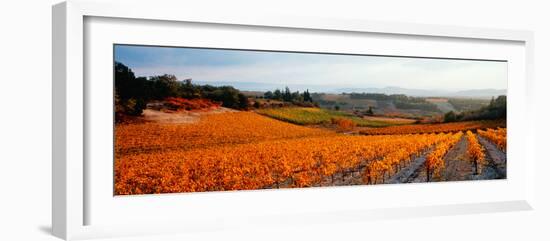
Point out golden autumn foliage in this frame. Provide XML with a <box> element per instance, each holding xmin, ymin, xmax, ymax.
<box><xmin>466</xmin><ymin>131</ymin><xmax>486</xmax><ymax>174</ymax></box>
<box><xmin>115</xmin><ymin>111</ymin><xmax>506</xmax><ymax>195</ymax></box>
<box><xmin>115</xmin><ymin>112</ymin><xmax>471</xmax><ymax>195</ymax></box>
<box><xmin>115</xmin><ymin>112</ymin><xmax>334</xmax><ymax>156</ymax></box>
<box><xmin>424</xmin><ymin>132</ymin><xmax>463</xmax><ymax>181</ymax></box>
<box><xmin>115</xmin><ymin>112</ymin><xmax>336</xmax><ymax>194</ymax></box>
<box><xmin>331</xmin><ymin>118</ymin><xmax>356</xmax><ymax>131</ymax></box>
<box><xmin>478</xmin><ymin>128</ymin><xmax>506</xmax><ymax>152</ymax></box>
<box><xmin>116</xmin><ymin>134</ymin><xmax>441</xmax><ymax>194</ymax></box>
<box><xmin>362</xmin><ymin>132</ymin><xmax>452</xmax><ymax>184</ymax></box>
<box><xmin>360</xmin><ymin>120</ymin><xmax>505</xmax><ymax>135</ymax></box>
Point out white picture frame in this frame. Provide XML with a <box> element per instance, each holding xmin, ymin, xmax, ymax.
<box><xmin>52</xmin><ymin>0</ymin><xmax>535</xmax><ymax>240</ymax></box>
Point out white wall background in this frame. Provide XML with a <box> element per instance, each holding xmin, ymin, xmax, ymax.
<box><xmin>0</xmin><ymin>0</ymin><xmax>548</xmax><ymax>240</ymax></box>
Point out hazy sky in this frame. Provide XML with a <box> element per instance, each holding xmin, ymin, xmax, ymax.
<box><xmin>114</xmin><ymin>45</ymin><xmax>507</xmax><ymax>91</ymax></box>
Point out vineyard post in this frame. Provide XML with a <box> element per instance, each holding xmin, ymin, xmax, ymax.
<box><xmin>426</xmin><ymin>166</ymin><xmax>431</xmax><ymax>182</ymax></box>
<box><xmin>365</xmin><ymin>167</ymin><xmax>371</xmax><ymax>184</ymax></box>
<box><xmin>341</xmin><ymin>170</ymin><xmax>345</xmax><ymax>182</ymax></box>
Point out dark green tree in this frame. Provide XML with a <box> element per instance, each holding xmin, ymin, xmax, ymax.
<box><xmin>444</xmin><ymin>111</ymin><xmax>457</xmax><ymax>122</ymax></box>
<box><xmin>238</xmin><ymin>93</ymin><xmax>249</xmax><ymax>109</ymax></box>
<box><xmin>253</xmin><ymin>101</ymin><xmax>261</xmax><ymax>108</ymax></box>
<box><xmin>149</xmin><ymin>74</ymin><xmax>179</xmax><ymax>99</ymax></box>
<box><xmin>264</xmin><ymin>91</ymin><xmax>274</xmax><ymax>99</ymax></box>
<box><xmin>178</xmin><ymin>78</ymin><xmax>201</xmax><ymax>99</ymax></box>
<box><xmin>273</xmin><ymin>89</ymin><xmax>282</xmax><ymax>100</ymax></box>
<box><xmin>366</xmin><ymin>106</ymin><xmax>374</xmax><ymax>115</ymax></box>
<box><xmin>203</xmin><ymin>86</ymin><xmax>249</xmax><ymax>109</ymax></box>
<box><xmin>283</xmin><ymin>86</ymin><xmax>292</xmax><ymax>102</ymax></box>
<box><xmin>114</xmin><ymin>62</ymin><xmax>136</xmax><ymax>100</ymax></box>
<box><xmin>114</xmin><ymin>62</ymin><xmax>148</xmax><ymax>116</ymax></box>
<box><xmin>302</xmin><ymin>89</ymin><xmax>312</xmax><ymax>102</ymax></box>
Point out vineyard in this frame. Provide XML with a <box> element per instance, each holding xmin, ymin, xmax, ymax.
<box><xmin>360</xmin><ymin>120</ymin><xmax>505</xmax><ymax>135</ymax></box>
<box><xmin>424</xmin><ymin>132</ymin><xmax>463</xmax><ymax>181</ymax></box>
<box><xmin>115</xmin><ymin>112</ymin><xmax>334</xmax><ymax>155</ymax></box>
<box><xmin>112</xmin><ymin>46</ymin><xmax>509</xmax><ymax>195</ymax></box>
<box><xmin>466</xmin><ymin>131</ymin><xmax>486</xmax><ymax>174</ymax></box>
<box><xmin>478</xmin><ymin>128</ymin><xmax>507</xmax><ymax>152</ymax></box>
<box><xmin>256</xmin><ymin>107</ymin><xmax>395</xmax><ymax>127</ymax></box>
<box><xmin>115</xmin><ymin>111</ymin><xmax>507</xmax><ymax>195</ymax></box>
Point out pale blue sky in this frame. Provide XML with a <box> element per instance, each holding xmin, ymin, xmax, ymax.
<box><xmin>114</xmin><ymin>45</ymin><xmax>507</xmax><ymax>91</ymax></box>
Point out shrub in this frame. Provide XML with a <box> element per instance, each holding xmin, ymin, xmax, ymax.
<box><xmin>331</xmin><ymin>118</ymin><xmax>356</xmax><ymax>131</ymax></box>
<box><xmin>163</xmin><ymin>97</ymin><xmax>221</xmax><ymax>111</ymax></box>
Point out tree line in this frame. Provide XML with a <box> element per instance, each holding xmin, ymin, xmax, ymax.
<box><xmin>349</xmin><ymin>93</ymin><xmax>440</xmax><ymax>112</ymax></box>
<box><xmin>263</xmin><ymin>87</ymin><xmax>313</xmax><ymax>103</ymax></box>
<box><xmin>115</xmin><ymin>62</ymin><xmax>249</xmax><ymax>116</ymax></box>
<box><xmin>443</xmin><ymin>95</ymin><xmax>506</xmax><ymax>122</ymax></box>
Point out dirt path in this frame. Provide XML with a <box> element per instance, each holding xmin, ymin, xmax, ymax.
<box><xmin>406</xmin><ymin>158</ymin><xmax>430</xmax><ymax>183</ymax></box>
<box><xmin>388</xmin><ymin>151</ymin><xmax>430</xmax><ymax>184</ymax></box>
<box><xmin>141</xmin><ymin>107</ymin><xmax>237</xmax><ymax>124</ymax></box>
<box><xmin>476</xmin><ymin>135</ymin><xmax>507</xmax><ymax>179</ymax></box>
<box><xmin>442</xmin><ymin>136</ymin><xmax>474</xmax><ymax>181</ymax></box>
<box><xmin>391</xmin><ymin>136</ymin><xmax>475</xmax><ymax>184</ymax></box>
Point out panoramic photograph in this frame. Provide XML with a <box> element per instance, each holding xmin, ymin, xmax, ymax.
<box><xmin>114</xmin><ymin>44</ymin><xmax>507</xmax><ymax>195</ymax></box>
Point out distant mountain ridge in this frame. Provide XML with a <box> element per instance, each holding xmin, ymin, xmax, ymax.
<box><xmin>195</xmin><ymin>81</ymin><xmax>506</xmax><ymax>99</ymax></box>
<box><xmin>336</xmin><ymin>86</ymin><xmax>507</xmax><ymax>98</ymax></box>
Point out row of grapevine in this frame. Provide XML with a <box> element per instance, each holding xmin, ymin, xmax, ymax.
<box><xmin>115</xmin><ymin>112</ymin><xmax>335</xmax><ymax>155</ymax></box>
<box><xmin>478</xmin><ymin>128</ymin><xmax>506</xmax><ymax>152</ymax></box>
<box><xmin>115</xmin><ymin>111</ymin><xmax>492</xmax><ymax>195</ymax></box>
<box><xmin>115</xmin><ymin>133</ymin><xmax>456</xmax><ymax>194</ymax></box>
<box><xmin>360</xmin><ymin>120</ymin><xmax>505</xmax><ymax>135</ymax></box>
<box><xmin>424</xmin><ymin>132</ymin><xmax>464</xmax><ymax>181</ymax></box>
<box><xmin>466</xmin><ymin>131</ymin><xmax>486</xmax><ymax>174</ymax></box>
<box><xmin>362</xmin><ymin>133</ymin><xmax>451</xmax><ymax>184</ymax></box>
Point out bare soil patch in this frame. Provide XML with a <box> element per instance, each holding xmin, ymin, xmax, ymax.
<box><xmin>141</xmin><ymin>107</ymin><xmax>238</xmax><ymax>124</ymax></box>
<box><xmin>442</xmin><ymin>136</ymin><xmax>474</xmax><ymax>181</ymax></box>
<box><xmin>476</xmin><ymin>135</ymin><xmax>507</xmax><ymax>179</ymax></box>
<box><xmin>362</xmin><ymin>115</ymin><xmax>417</xmax><ymax>124</ymax></box>
<box><xmin>388</xmin><ymin>150</ymin><xmax>431</xmax><ymax>184</ymax></box>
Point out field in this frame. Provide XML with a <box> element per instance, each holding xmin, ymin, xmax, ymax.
<box><xmin>361</xmin><ymin>115</ymin><xmax>417</xmax><ymax>124</ymax></box>
<box><xmin>360</xmin><ymin>120</ymin><xmax>506</xmax><ymax>135</ymax></box>
<box><xmin>425</xmin><ymin>98</ymin><xmax>457</xmax><ymax>113</ymax></box>
<box><xmin>115</xmin><ymin>110</ymin><xmax>507</xmax><ymax>195</ymax></box>
<box><xmin>116</xmin><ymin>112</ymin><xmax>333</xmax><ymax>155</ymax></box>
<box><xmin>310</xmin><ymin>94</ymin><xmax>496</xmax><ymax>119</ymax></box>
<box><xmin>256</xmin><ymin>107</ymin><xmax>397</xmax><ymax>127</ymax></box>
